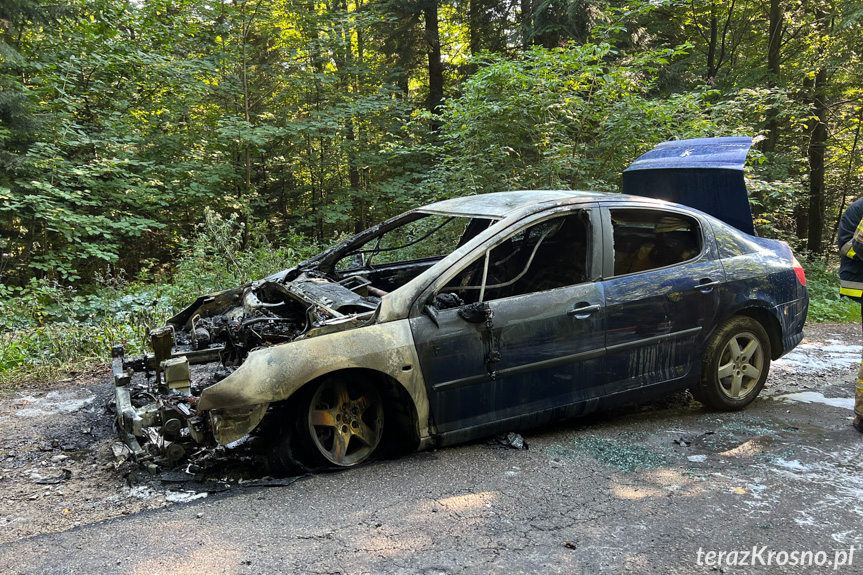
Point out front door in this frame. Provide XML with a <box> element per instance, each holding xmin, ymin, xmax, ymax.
<box><xmin>409</xmin><ymin>209</ymin><xmax>607</xmax><ymax>440</ymax></box>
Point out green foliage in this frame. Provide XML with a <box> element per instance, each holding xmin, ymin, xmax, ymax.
<box><xmin>158</xmin><ymin>208</ymin><xmax>322</xmax><ymax>306</ymax></box>
<box><xmin>0</xmin><ymin>214</ymin><xmax>319</xmax><ymax>386</ymax></box>
<box><xmin>3</xmin><ymin>0</ymin><xmax>863</xmax><ymax>386</ymax></box>
<box><xmin>426</xmin><ymin>43</ymin><xmax>736</xmax><ymax>197</ymax></box>
<box><xmin>802</xmin><ymin>258</ymin><xmax>859</xmax><ymax>323</ymax></box>
<box><xmin>0</xmin><ymin>276</ymin><xmax>167</xmax><ymax>387</ymax></box>
<box><xmin>3</xmin><ymin>0</ymin><xmax>860</xmax><ymax>287</ymax></box>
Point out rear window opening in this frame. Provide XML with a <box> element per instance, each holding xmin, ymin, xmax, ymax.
<box><xmin>611</xmin><ymin>210</ymin><xmax>701</xmax><ymax>276</ymax></box>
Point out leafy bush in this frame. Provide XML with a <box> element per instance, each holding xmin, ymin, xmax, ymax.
<box><xmin>0</xmin><ymin>212</ymin><xmax>321</xmax><ymax>388</ymax></box>
<box><xmin>0</xmin><ymin>277</ymin><xmax>174</xmax><ymax>387</ymax></box>
<box><xmin>159</xmin><ymin>208</ymin><xmax>322</xmax><ymax>306</ymax></box>
<box><xmin>803</xmin><ymin>258</ymin><xmax>858</xmax><ymax>323</ymax></box>
<box><xmin>425</xmin><ymin>43</ymin><xmax>776</xmax><ymax>199</ymax></box>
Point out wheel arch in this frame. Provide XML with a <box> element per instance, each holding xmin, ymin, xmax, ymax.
<box><xmin>731</xmin><ymin>306</ymin><xmax>784</xmax><ymax>360</ymax></box>
<box><xmin>262</xmin><ymin>367</ymin><xmax>422</xmax><ymax>472</ymax></box>
<box><xmin>198</xmin><ymin>319</ymin><xmax>433</xmax><ymax>449</ymax></box>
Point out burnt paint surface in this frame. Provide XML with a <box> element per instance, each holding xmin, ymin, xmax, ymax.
<box><xmin>408</xmin><ymin>202</ymin><xmax>804</xmax><ymax>445</ymax></box>
<box><xmin>602</xmin><ymin>224</ymin><xmax>724</xmax><ymax>391</ymax></box>
<box><xmin>602</xmin><ymin>260</ymin><xmax>723</xmax><ymax>390</ymax></box>
<box><xmin>717</xmin><ymin>251</ymin><xmax>808</xmax><ymax>357</ymax></box>
<box><xmin>711</xmin><ymin>219</ymin><xmax>808</xmax><ymax>357</ymax></box>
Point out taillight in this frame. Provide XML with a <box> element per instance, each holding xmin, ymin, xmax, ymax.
<box><xmin>792</xmin><ymin>255</ymin><xmax>806</xmax><ymax>286</ymax></box>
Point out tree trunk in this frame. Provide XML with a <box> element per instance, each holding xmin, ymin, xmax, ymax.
<box><xmin>337</xmin><ymin>0</ymin><xmax>362</xmax><ymax>232</ymax></box>
<box><xmin>806</xmin><ymin>67</ymin><xmax>828</xmax><ymax>253</ymax></box>
<box><xmin>519</xmin><ymin>0</ymin><xmax>532</xmax><ymax>50</ymax></box>
<box><xmin>755</xmin><ymin>0</ymin><xmax>784</xmax><ymax>221</ymax></box>
<box><xmin>238</xmin><ymin>0</ymin><xmax>253</xmax><ymax>249</ymax></box>
<box><xmin>706</xmin><ymin>12</ymin><xmax>718</xmax><ymax>83</ymax></box>
<box><xmin>424</xmin><ymin>0</ymin><xmax>443</xmax><ymax>131</ymax></box>
<box><xmin>469</xmin><ymin>0</ymin><xmax>483</xmax><ymax>56</ymax></box>
<box><xmin>763</xmin><ymin>0</ymin><xmax>782</xmax><ymax>154</ymax></box>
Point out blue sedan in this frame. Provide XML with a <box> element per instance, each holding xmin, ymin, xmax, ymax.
<box><xmin>112</xmin><ymin>188</ymin><xmax>807</xmax><ymax>473</ymax></box>
<box><xmin>111</xmin><ymin>139</ymin><xmax>808</xmax><ymax>473</ymax></box>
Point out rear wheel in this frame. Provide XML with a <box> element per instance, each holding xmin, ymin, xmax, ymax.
<box><xmin>695</xmin><ymin>316</ymin><xmax>770</xmax><ymax>410</ymax></box>
<box><xmin>297</xmin><ymin>374</ymin><xmax>385</xmax><ymax>468</ymax></box>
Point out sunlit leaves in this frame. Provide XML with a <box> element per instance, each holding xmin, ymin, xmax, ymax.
<box><xmin>427</xmin><ymin>43</ymin><xmax>729</xmax><ymax>196</ymax></box>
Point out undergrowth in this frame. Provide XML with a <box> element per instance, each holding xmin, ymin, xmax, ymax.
<box><xmin>0</xmin><ymin>211</ymin><xmax>320</xmax><ymax>390</ymax></box>
<box><xmin>803</xmin><ymin>257</ymin><xmax>858</xmax><ymax>323</ymax></box>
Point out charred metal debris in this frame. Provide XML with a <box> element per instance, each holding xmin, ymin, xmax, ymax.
<box><xmin>111</xmin><ymin>273</ymin><xmax>381</xmax><ymax>471</ymax></box>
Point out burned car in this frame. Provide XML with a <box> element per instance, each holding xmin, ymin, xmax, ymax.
<box><xmin>111</xmin><ymin>137</ymin><xmax>808</xmax><ymax>473</ymax></box>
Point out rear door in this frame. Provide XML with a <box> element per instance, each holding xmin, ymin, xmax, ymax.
<box><xmin>600</xmin><ymin>206</ymin><xmax>724</xmax><ymax>393</ymax></box>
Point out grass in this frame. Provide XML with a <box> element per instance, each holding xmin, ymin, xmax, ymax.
<box><xmin>801</xmin><ymin>257</ymin><xmax>859</xmax><ymax>323</ymax></box>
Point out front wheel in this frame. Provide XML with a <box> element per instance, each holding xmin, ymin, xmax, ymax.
<box><xmin>695</xmin><ymin>316</ymin><xmax>771</xmax><ymax>411</ymax></box>
<box><xmin>297</xmin><ymin>374</ymin><xmax>385</xmax><ymax>468</ymax></box>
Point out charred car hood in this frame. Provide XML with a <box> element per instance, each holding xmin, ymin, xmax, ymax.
<box><xmin>168</xmin><ymin>277</ymin><xmax>380</xmax><ymax>333</ymax></box>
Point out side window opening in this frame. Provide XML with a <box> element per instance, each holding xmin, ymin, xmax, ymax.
<box><xmin>611</xmin><ymin>210</ymin><xmax>701</xmax><ymax>276</ymax></box>
<box><xmin>439</xmin><ymin>211</ymin><xmax>591</xmax><ymax>305</ymax></box>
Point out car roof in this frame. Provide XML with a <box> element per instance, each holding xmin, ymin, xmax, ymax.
<box><xmin>417</xmin><ymin>190</ymin><xmax>605</xmax><ymax>219</ymax></box>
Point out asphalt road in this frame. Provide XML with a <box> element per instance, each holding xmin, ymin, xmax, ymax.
<box><xmin>1</xmin><ymin>324</ymin><xmax>862</xmax><ymax>575</ymax></box>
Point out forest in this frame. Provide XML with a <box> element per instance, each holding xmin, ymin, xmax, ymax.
<box><xmin>0</xmin><ymin>0</ymin><xmax>861</xmax><ymax>382</ymax></box>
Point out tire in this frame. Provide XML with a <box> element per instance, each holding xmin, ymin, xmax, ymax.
<box><xmin>269</xmin><ymin>408</ymin><xmax>307</xmax><ymax>477</ymax></box>
<box><xmin>295</xmin><ymin>374</ymin><xmax>385</xmax><ymax>468</ymax></box>
<box><xmin>695</xmin><ymin>316</ymin><xmax>771</xmax><ymax>411</ymax></box>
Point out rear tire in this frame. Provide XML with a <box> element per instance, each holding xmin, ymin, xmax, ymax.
<box><xmin>695</xmin><ymin>316</ymin><xmax>771</xmax><ymax>411</ymax></box>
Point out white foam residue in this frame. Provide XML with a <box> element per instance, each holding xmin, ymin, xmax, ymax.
<box><xmin>747</xmin><ymin>482</ymin><xmax>768</xmax><ymax>500</ymax></box>
<box><xmin>773</xmin><ymin>392</ymin><xmax>855</xmax><ymax>410</ymax></box>
<box><xmin>771</xmin><ymin>342</ymin><xmax>861</xmax><ymax>374</ymax></box>
<box><xmin>14</xmin><ymin>391</ymin><xmax>95</xmax><ymax>417</ymax></box>
<box><xmin>761</xmin><ymin>446</ymin><xmax>863</xmax><ymax>508</ymax></box>
<box><xmin>831</xmin><ymin>531</ymin><xmax>863</xmax><ymax>545</ymax></box>
<box><xmin>820</xmin><ymin>344</ymin><xmax>860</xmax><ymax>353</ymax></box>
<box><xmin>127</xmin><ymin>486</ymin><xmax>159</xmax><ymax>500</ymax></box>
<box><xmin>772</xmin><ymin>458</ymin><xmax>810</xmax><ymax>472</ymax></box>
<box><xmin>165</xmin><ymin>490</ymin><xmax>208</xmax><ymax>503</ymax></box>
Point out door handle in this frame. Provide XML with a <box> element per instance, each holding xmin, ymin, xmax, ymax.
<box><xmin>567</xmin><ymin>303</ymin><xmax>601</xmax><ymax>319</ymax></box>
<box><xmin>697</xmin><ymin>279</ymin><xmax>720</xmax><ymax>293</ymax></box>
